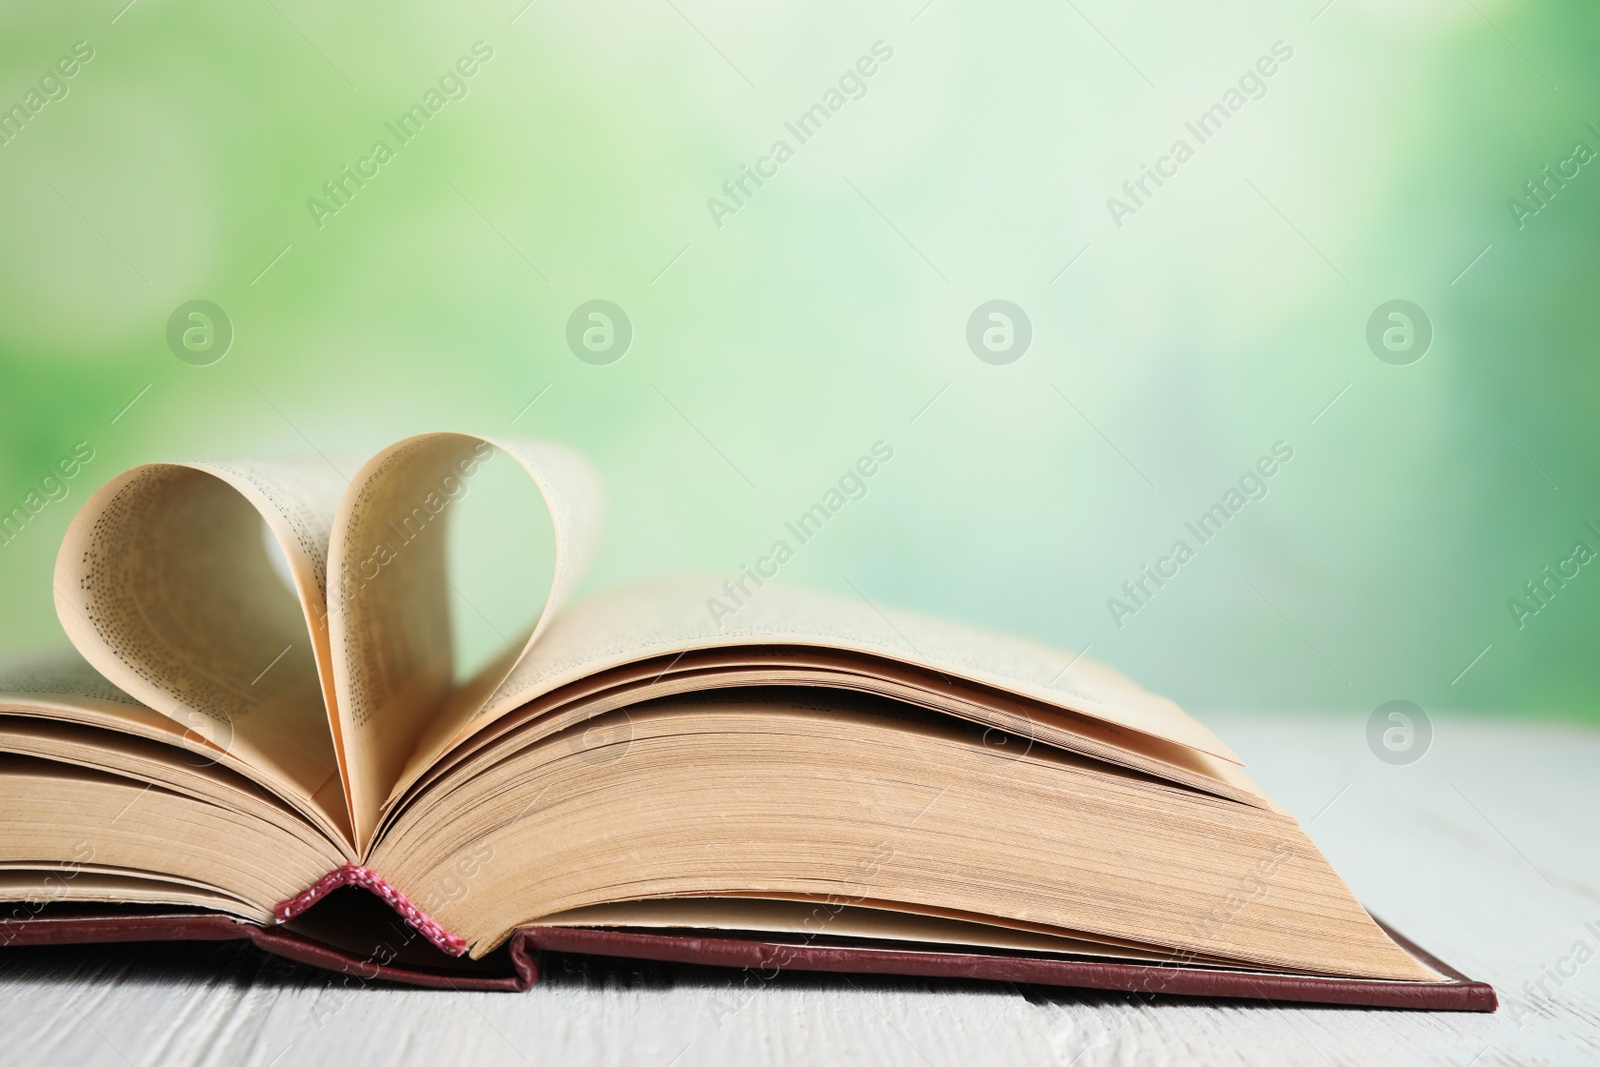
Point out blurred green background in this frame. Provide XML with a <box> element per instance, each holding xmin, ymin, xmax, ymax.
<box><xmin>2</xmin><ymin>0</ymin><xmax>1597</xmax><ymax>721</ymax></box>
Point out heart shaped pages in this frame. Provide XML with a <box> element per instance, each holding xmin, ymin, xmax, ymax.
<box><xmin>54</xmin><ymin>433</ymin><xmax>603</xmax><ymax>851</ymax></box>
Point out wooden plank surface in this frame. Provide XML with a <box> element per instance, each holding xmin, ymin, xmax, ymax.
<box><xmin>2</xmin><ymin>711</ymin><xmax>1596</xmax><ymax>1066</ymax></box>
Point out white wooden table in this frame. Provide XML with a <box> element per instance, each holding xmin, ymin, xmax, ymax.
<box><xmin>3</xmin><ymin>711</ymin><xmax>1595</xmax><ymax>1066</ymax></box>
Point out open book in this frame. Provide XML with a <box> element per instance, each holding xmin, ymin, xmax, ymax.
<box><xmin>0</xmin><ymin>433</ymin><xmax>1492</xmax><ymax>1009</ymax></box>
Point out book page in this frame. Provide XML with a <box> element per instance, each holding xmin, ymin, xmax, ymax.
<box><xmin>0</xmin><ymin>869</ymin><xmax>269</xmax><ymax>922</ymax></box>
<box><xmin>384</xmin><ymin>647</ymin><xmax>1268</xmax><ymax>825</ymax></box>
<box><xmin>326</xmin><ymin>433</ymin><xmax>602</xmax><ymax>849</ymax></box>
<box><xmin>0</xmin><ymin>648</ymin><xmax>347</xmax><ymax>833</ymax></box>
<box><xmin>376</xmin><ymin>696</ymin><xmax>1434</xmax><ymax>979</ymax></box>
<box><xmin>0</xmin><ymin>646</ymin><xmax>152</xmax><ymax>715</ymax></box>
<box><xmin>534</xmin><ymin>897</ymin><xmax>1221</xmax><ymax>963</ymax></box>
<box><xmin>463</xmin><ymin>577</ymin><xmax>1239</xmax><ymax>765</ymax></box>
<box><xmin>53</xmin><ymin>460</ymin><xmax>350</xmax><ymax>839</ymax></box>
<box><xmin>0</xmin><ymin>646</ymin><xmax>354</xmax><ymax>843</ymax></box>
<box><xmin>0</xmin><ymin>755</ymin><xmax>343</xmax><ymax>922</ymax></box>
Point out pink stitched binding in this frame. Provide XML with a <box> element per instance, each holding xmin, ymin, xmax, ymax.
<box><xmin>274</xmin><ymin>865</ymin><xmax>470</xmax><ymax>957</ymax></box>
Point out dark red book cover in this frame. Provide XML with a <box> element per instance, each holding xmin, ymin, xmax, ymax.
<box><xmin>0</xmin><ymin>880</ymin><xmax>1496</xmax><ymax>1011</ymax></box>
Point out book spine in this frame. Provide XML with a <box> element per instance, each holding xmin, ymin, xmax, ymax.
<box><xmin>274</xmin><ymin>864</ymin><xmax>469</xmax><ymax>956</ymax></box>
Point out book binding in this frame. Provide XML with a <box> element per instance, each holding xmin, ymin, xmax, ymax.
<box><xmin>273</xmin><ymin>865</ymin><xmax>468</xmax><ymax>956</ymax></box>
<box><xmin>2</xmin><ymin>886</ymin><xmax>1497</xmax><ymax>1011</ymax></box>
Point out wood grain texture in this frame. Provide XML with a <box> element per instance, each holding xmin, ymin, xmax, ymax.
<box><xmin>1</xmin><ymin>711</ymin><xmax>1595</xmax><ymax>1066</ymax></box>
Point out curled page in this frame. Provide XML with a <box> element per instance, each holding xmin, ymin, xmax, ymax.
<box><xmin>53</xmin><ymin>461</ymin><xmax>350</xmax><ymax>838</ymax></box>
<box><xmin>326</xmin><ymin>433</ymin><xmax>602</xmax><ymax>849</ymax></box>
<box><xmin>453</xmin><ymin>577</ymin><xmax>1241</xmax><ymax>765</ymax></box>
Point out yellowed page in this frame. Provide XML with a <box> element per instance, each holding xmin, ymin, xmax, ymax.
<box><xmin>326</xmin><ymin>433</ymin><xmax>602</xmax><ymax>849</ymax></box>
<box><xmin>0</xmin><ymin>647</ymin><xmax>159</xmax><ymax>725</ymax></box>
<box><xmin>535</xmin><ymin>898</ymin><xmax>1217</xmax><ymax>963</ymax></box>
<box><xmin>376</xmin><ymin>698</ymin><xmax>1433</xmax><ymax>979</ymax></box>
<box><xmin>0</xmin><ymin>648</ymin><xmax>352</xmax><ymax>848</ymax></box>
<box><xmin>455</xmin><ymin>577</ymin><xmax>1239</xmax><ymax>765</ymax></box>
<box><xmin>0</xmin><ymin>869</ymin><xmax>269</xmax><ymax>922</ymax></box>
<box><xmin>0</xmin><ymin>758</ymin><xmax>339</xmax><ymax>920</ymax></box>
<box><xmin>53</xmin><ymin>460</ymin><xmax>349</xmax><ymax>839</ymax></box>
